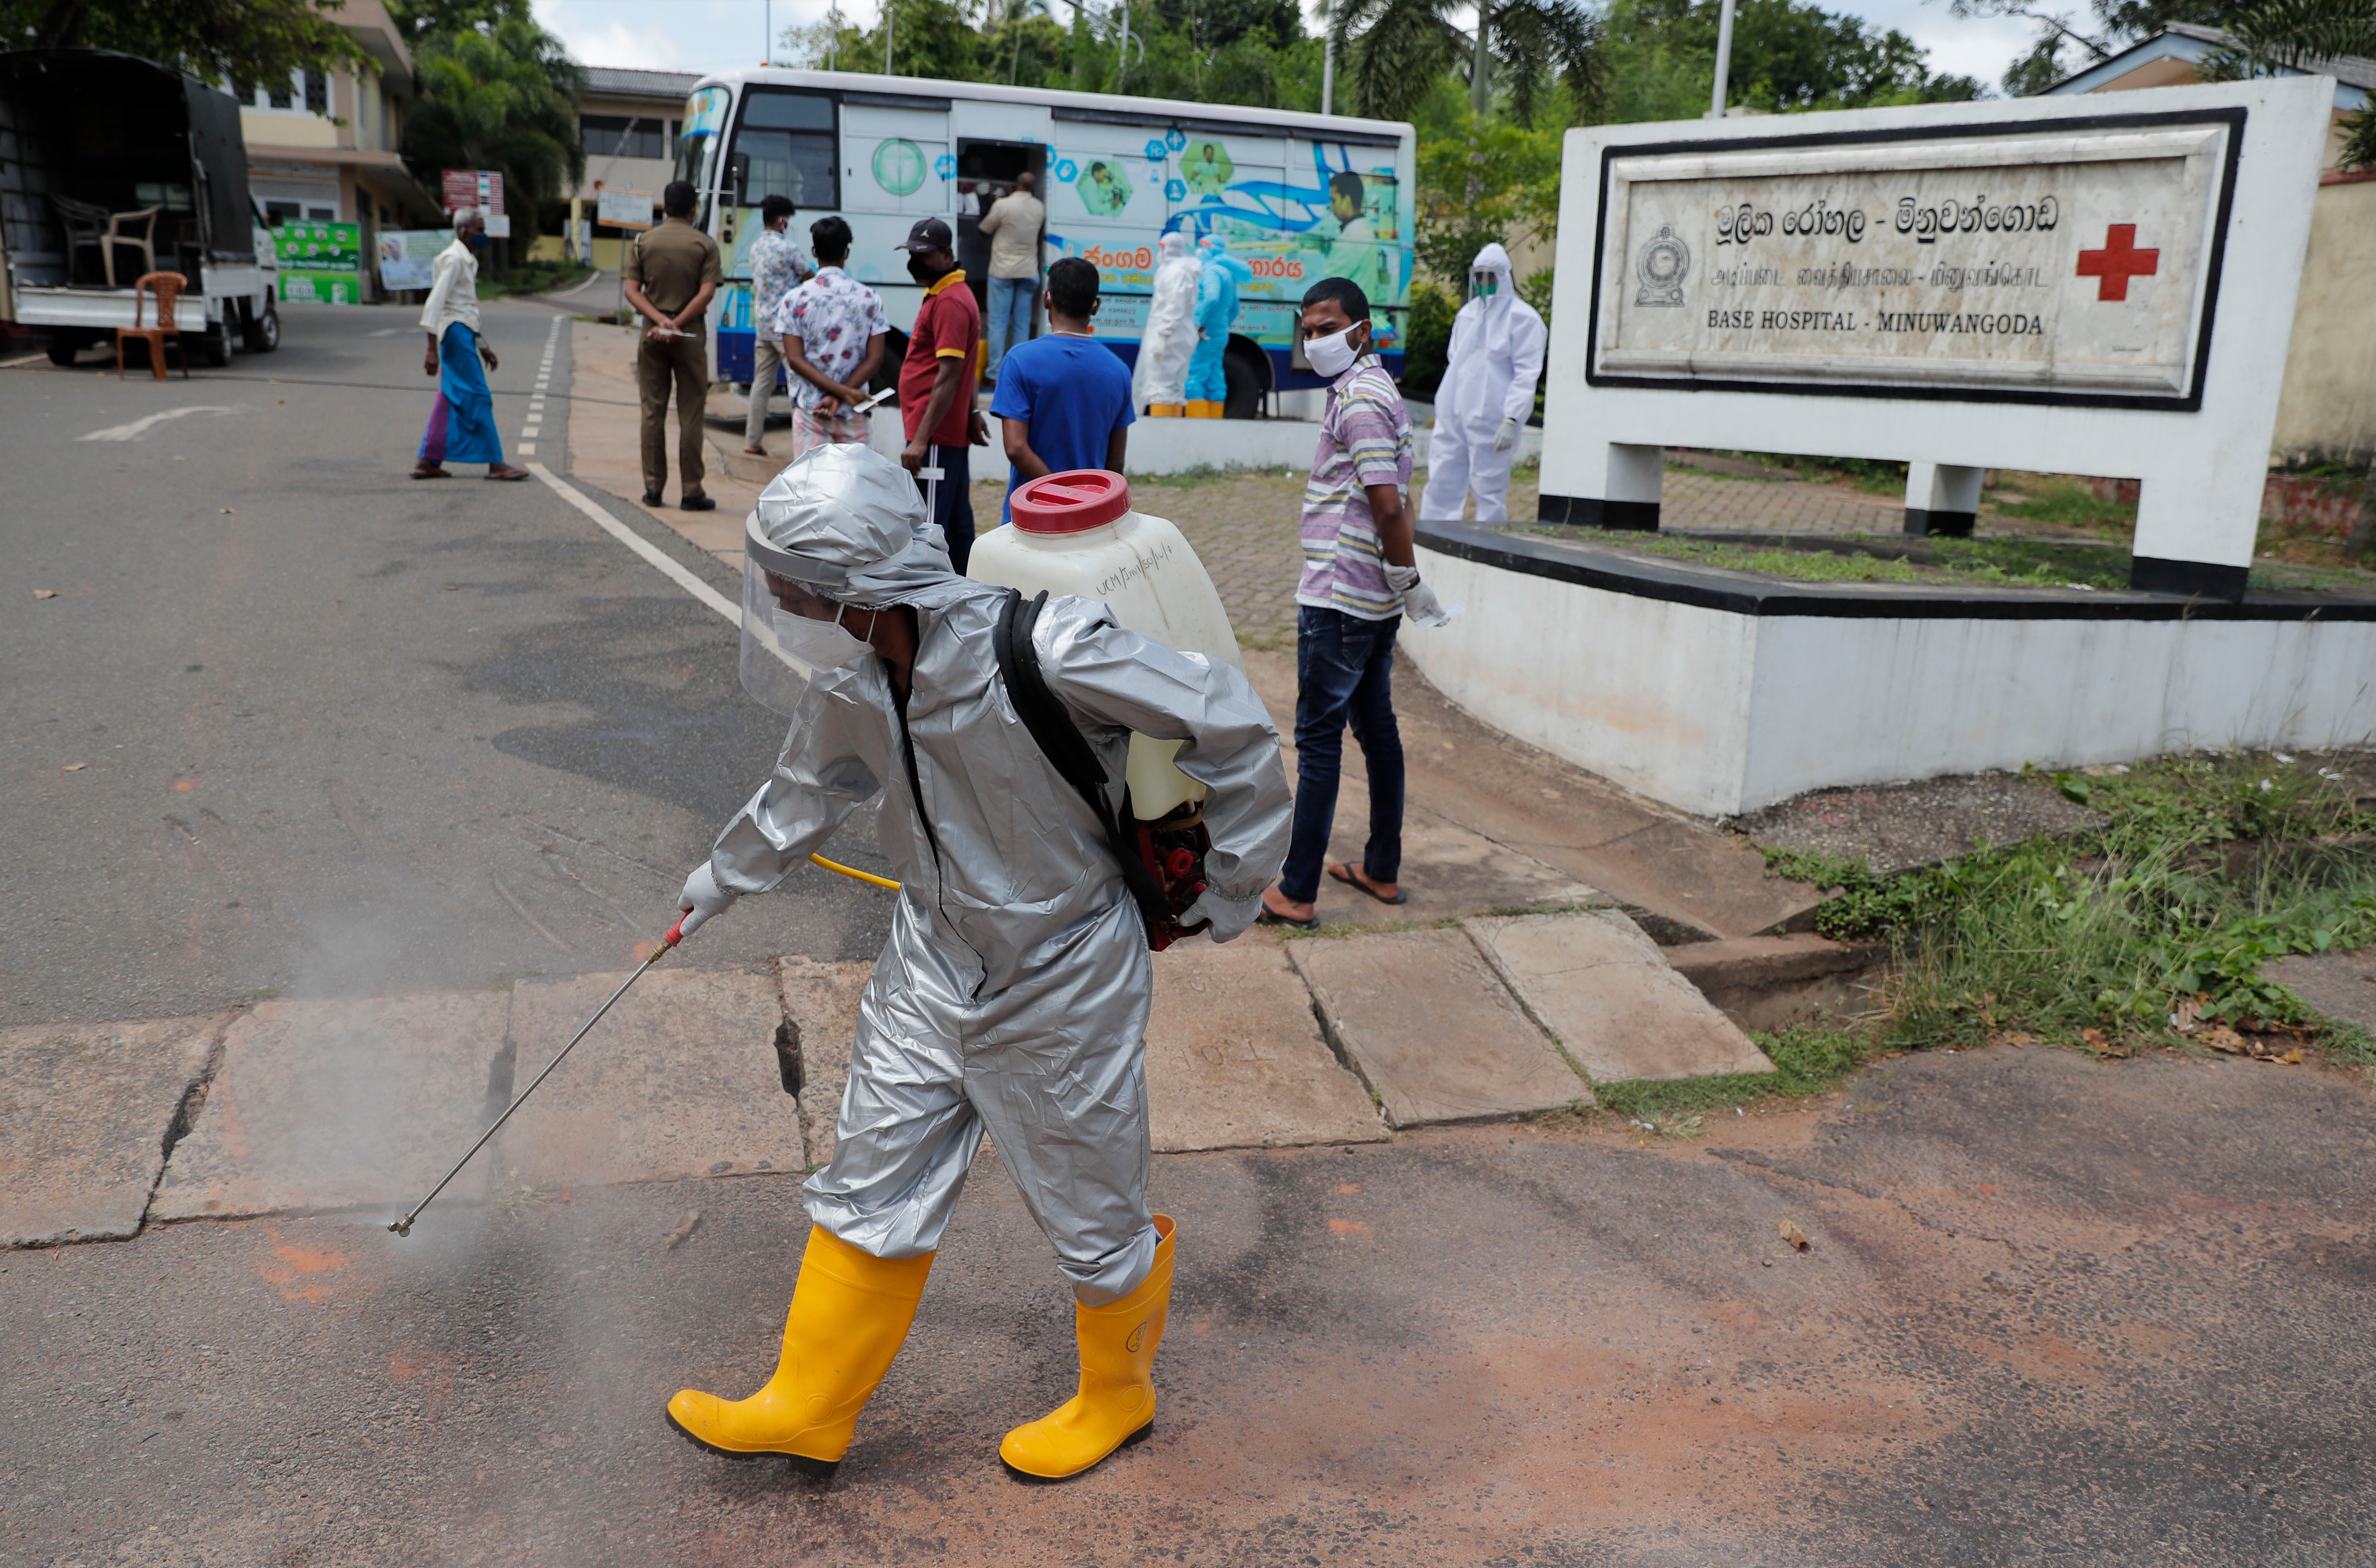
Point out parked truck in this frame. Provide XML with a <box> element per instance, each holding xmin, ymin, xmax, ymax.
<box><xmin>0</xmin><ymin>48</ymin><xmax>279</xmax><ymax>365</ymax></box>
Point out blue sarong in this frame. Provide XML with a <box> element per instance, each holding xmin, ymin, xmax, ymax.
<box><xmin>418</xmin><ymin>323</ymin><xmax>503</xmax><ymax>465</ymax></box>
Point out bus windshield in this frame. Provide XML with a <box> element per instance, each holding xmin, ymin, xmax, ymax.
<box><xmin>675</xmin><ymin>85</ymin><xmax>730</xmax><ymax>219</ymax></box>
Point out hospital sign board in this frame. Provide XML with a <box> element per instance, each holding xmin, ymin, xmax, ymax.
<box><xmin>1588</xmin><ymin>111</ymin><xmax>2240</xmax><ymax>408</ymax></box>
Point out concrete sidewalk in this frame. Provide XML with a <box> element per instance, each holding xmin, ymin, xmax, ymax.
<box><xmin>4</xmin><ymin>902</ymin><xmax>1784</xmax><ymax>1244</ymax></box>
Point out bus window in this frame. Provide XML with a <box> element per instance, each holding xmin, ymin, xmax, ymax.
<box><xmin>732</xmin><ymin>89</ymin><xmax>838</xmax><ymax>211</ymax></box>
<box><xmin>676</xmin><ymin>86</ymin><xmax>730</xmax><ymax>219</ymax></box>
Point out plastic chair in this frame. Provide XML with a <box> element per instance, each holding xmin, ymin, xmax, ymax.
<box><xmin>116</xmin><ymin>272</ymin><xmax>190</xmax><ymax>381</ymax></box>
<box><xmin>51</xmin><ymin>196</ymin><xmax>110</xmax><ymax>284</ymax></box>
<box><xmin>103</xmin><ymin>206</ymin><xmax>163</xmax><ymax>288</ymax></box>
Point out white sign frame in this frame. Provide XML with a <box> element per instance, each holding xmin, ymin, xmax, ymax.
<box><xmin>1538</xmin><ymin>78</ymin><xmax>2333</xmax><ymax>599</ymax></box>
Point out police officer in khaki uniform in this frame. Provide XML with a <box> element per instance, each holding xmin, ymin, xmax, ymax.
<box><xmin>623</xmin><ymin>179</ymin><xmax>725</xmax><ymax>511</ymax></box>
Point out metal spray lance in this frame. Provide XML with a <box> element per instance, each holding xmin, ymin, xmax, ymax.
<box><xmin>386</xmin><ymin>904</ymin><xmax>712</xmax><ymax>1237</ymax></box>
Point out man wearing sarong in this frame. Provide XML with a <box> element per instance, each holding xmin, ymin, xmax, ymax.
<box><xmin>412</xmin><ymin>209</ymin><xmax>528</xmax><ymax>482</ymax></box>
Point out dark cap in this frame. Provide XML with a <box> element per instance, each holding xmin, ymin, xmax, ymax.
<box><xmin>895</xmin><ymin>216</ymin><xmax>954</xmax><ymax>253</ymax></box>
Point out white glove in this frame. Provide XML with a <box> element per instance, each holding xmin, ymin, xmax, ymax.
<box><xmin>675</xmin><ymin>861</ymin><xmax>736</xmax><ymax>940</ymax></box>
<box><xmin>1493</xmin><ymin>417</ymin><xmax>1521</xmax><ymax>453</ymax></box>
<box><xmin>1181</xmin><ymin>887</ymin><xmax>1261</xmax><ymax>944</ymax></box>
<box><xmin>1385</xmin><ymin>563</ymin><xmax>1457</xmax><ymax>629</ymax></box>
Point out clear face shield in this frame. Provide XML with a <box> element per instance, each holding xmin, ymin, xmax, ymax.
<box><xmin>1472</xmin><ymin>269</ymin><xmax>1500</xmax><ymax>299</ymax></box>
<box><xmin>740</xmin><ymin>538</ymin><xmax>874</xmax><ymax>717</ymax></box>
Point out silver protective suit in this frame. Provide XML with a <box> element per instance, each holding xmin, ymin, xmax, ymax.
<box><xmin>713</xmin><ymin>443</ymin><xmax>1292</xmax><ymax>1304</ymax></box>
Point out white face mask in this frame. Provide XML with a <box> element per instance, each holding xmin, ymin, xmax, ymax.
<box><xmin>771</xmin><ymin>601</ymin><xmax>873</xmax><ymax>670</ymax></box>
<box><xmin>1305</xmin><ymin>322</ymin><xmax>1364</xmax><ymax>378</ymax></box>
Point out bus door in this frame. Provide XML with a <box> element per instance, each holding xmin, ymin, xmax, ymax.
<box><xmin>953</xmin><ymin>137</ymin><xmax>1046</xmax><ymax>320</ymax></box>
<box><xmin>717</xmin><ymin>84</ymin><xmax>838</xmax><ymax>384</ymax></box>
<box><xmin>841</xmin><ymin>92</ymin><xmax>951</xmax><ymax>339</ymax></box>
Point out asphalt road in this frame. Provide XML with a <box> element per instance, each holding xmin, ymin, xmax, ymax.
<box><xmin>2</xmin><ymin>299</ymin><xmax>893</xmax><ymax>1028</ymax></box>
<box><xmin>3</xmin><ymin>1043</ymin><xmax>2371</xmax><ymax>1566</ymax></box>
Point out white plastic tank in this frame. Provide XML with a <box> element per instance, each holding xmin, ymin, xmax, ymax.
<box><xmin>967</xmin><ymin>469</ymin><xmax>1244</xmax><ymax>820</ymax></box>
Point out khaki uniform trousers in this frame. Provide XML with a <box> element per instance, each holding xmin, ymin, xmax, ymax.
<box><xmin>637</xmin><ymin>329</ymin><xmax>708</xmax><ymax>500</ymax></box>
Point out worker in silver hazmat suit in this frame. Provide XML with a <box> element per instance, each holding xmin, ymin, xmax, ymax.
<box><xmin>1421</xmin><ymin>241</ymin><xmax>1547</xmax><ymax>524</ymax></box>
<box><xmin>664</xmin><ymin>441</ymin><xmax>1291</xmax><ymax>1481</ymax></box>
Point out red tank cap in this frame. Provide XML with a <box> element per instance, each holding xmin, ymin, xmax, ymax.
<box><xmin>1010</xmin><ymin>468</ymin><xmax>1130</xmax><ymax>534</ymax></box>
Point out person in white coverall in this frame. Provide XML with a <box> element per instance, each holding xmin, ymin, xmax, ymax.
<box><xmin>1131</xmin><ymin>230</ymin><xmax>1202</xmax><ymax>416</ymax></box>
<box><xmin>664</xmin><ymin>442</ymin><xmax>1291</xmax><ymax>1483</ymax></box>
<box><xmin>1421</xmin><ymin>243</ymin><xmax>1546</xmax><ymax>524</ymax></box>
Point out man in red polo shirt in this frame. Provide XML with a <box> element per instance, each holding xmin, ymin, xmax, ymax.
<box><xmin>894</xmin><ymin>217</ymin><xmax>991</xmax><ymax>572</ymax></box>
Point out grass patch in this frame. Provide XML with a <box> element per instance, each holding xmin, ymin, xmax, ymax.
<box><xmin>1764</xmin><ymin>752</ymin><xmax>2376</xmax><ymax>1052</ymax></box>
<box><xmin>1590</xmin><ymin>1025</ymin><xmax>1879</xmax><ymax>1126</ymax></box>
<box><xmin>1609</xmin><ymin>532</ymin><xmax>2136</xmax><ymax>590</ymax></box>
<box><xmin>1524</xmin><ymin>528</ymin><xmax>2375</xmax><ymax>597</ymax></box>
<box><xmin>1985</xmin><ymin>472</ymin><xmax>2137</xmax><ymax>534</ymax></box>
<box><xmin>480</xmin><ymin>261</ymin><xmax>594</xmax><ymax>300</ymax></box>
<box><xmin>1134</xmin><ymin>463</ymin><xmax>1302</xmax><ymax>490</ymax></box>
<box><xmin>1703</xmin><ymin>450</ymin><xmax>1909</xmax><ymax>495</ymax></box>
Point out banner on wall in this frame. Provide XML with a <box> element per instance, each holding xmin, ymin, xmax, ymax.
<box><xmin>274</xmin><ymin>222</ymin><xmax>362</xmax><ymax>305</ymax></box>
<box><xmin>375</xmin><ymin>229</ymin><xmax>447</xmax><ymax>291</ymax></box>
<box><xmin>596</xmin><ymin>187</ymin><xmax>653</xmax><ymax>229</ymax></box>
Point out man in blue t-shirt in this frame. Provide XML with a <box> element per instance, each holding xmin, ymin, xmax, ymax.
<box><xmin>989</xmin><ymin>256</ymin><xmax>1135</xmax><ymax>525</ymax></box>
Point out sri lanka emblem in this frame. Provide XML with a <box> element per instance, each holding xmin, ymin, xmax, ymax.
<box><xmin>1635</xmin><ymin>225</ymin><xmax>1691</xmax><ymax>307</ymax></box>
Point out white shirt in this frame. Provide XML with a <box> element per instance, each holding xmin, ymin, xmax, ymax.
<box><xmin>417</xmin><ymin>237</ymin><xmax>481</xmax><ymax>338</ymax></box>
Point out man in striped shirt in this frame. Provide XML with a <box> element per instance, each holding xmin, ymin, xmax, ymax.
<box><xmin>1260</xmin><ymin>277</ymin><xmax>1452</xmax><ymax>928</ymax></box>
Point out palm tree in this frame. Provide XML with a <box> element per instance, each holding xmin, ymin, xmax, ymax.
<box><xmin>402</xmin><ymin>16</ymin><xmax>587</xmax><ymax>236</ymax></box>
<box><xmin>1328</xmin><ymin>0</ymin><xmax>1601</xmax><ymax>124</ymax></box>
<box><xmin>2200</xmin><ymin>0</ymin><xmax>2376</xmax><ymax>168</ymax></box>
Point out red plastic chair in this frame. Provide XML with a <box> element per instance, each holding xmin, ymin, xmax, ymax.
<box><xmin>116</xmin><ymin>271</ymin><xmax>190</xmax><ymax>382</ymax></box>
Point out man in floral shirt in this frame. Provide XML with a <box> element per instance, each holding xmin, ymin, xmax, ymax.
<box><xmin>776</xmin><ymin>215</ymin><xmax>889</xmax><ymax>458</ymax></box>
<box><xmin>742</xmin><ymin>194</ymin><xmax>815</xmax><ymax>455</ymax></box>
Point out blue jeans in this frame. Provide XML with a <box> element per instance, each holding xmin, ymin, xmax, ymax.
<box><xmin>1279</xmin><ymin>606</ymin><xmax>1404</xmax><ymax>905</ymax></box>
<box><xmin>985</xmin><ymin>275</ymin><xmax>1038</xmax><ymax>378</ymax></box>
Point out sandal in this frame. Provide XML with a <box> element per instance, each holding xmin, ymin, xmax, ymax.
<box><xmin>1256</xmin><ymin>906</ymin><xmax>1320</xmax><ymax>931</ymax></box>
<box><xmin>411</xmin><ymin>464</ymin><xmax>451</xmax><ymax>479</ymax></box>
<box><xmin>1328</xmin><ymin>863</ymin><xmax>1407</xmax><ymax>905</ymax></box>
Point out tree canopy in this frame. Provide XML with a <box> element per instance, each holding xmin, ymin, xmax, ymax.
<box><xmin>0</xmin><ymin>0</ymin><xmax>368</xmax><ymax>93</ymax></box>
<box><xmin>400</xmin><ymin>14</ymin><xmax>585</xmax><ymax>224</ymax></box>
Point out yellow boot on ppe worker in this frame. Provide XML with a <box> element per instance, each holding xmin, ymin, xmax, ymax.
<box><xmin>1000</xmin><ymin>1214</ymin><xmax>1176</xmax><ymax>1480</ymax></box>
<box><xmin>1147</xmin><ymin>402</ymin><xmax>1184</xmax><ymax>417</ymax></box>
<box><xmin>666</xmin><ymin>1225</ymin><xmax>933</xmax><ymax>1470</ymax></box>
<box><xmin>1185</xmin><ymin>400</ymin><xmax>1222</xmax><ymax>418</ymax></box>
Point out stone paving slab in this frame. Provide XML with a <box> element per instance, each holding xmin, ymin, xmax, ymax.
<box><xmin>498</xmin><ymin>968</ymin><xmax>803</xmax><ymax>1189</ymax></box>
<box><xmin>0</xmin><ymin>1014</ymin><xmax>225</xmax><ymax>1245</ymax></box>
<box><xmin>1145</xmin><ymin>939</ymin><xmax>1385</xmax><ymax>1151</ymax></box>
<box><xmin>1465</xmin><ymin>911</ymin><xmax>1776</xmax><ymax>1084</ymax></box>
<box><xmin>150</xmin><ymin>993</ymin><xmax>510</xmax><ymax>1220</ymax></box>
<box><xmin>1288</xmin><ymin>928</ymin><xmax>1589</xmax><ymax>1126</ymax></box>
<box><xmin>777</xmin><ymin>957</ymin><xmax>876</xmax><ymax>1170</ymax></box>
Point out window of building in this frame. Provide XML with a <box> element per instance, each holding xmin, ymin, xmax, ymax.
<box><xmin>305</xmin><ymin>70</ymin><xmax>329</xmax><ymax>115</ymax></box>
<box><xmin>582</xmin><ymin>114</ymin><xmax>666</xmax><ymax>161</ymax></box>
<box><xmin>249</xmin><ymin>70</ymin><xmax>330</xmax><ymax>115</ymax></box>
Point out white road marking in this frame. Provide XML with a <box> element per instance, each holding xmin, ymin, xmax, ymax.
<box><xmin>549</xmin><ymin>271</ymin><xmax>604</xmax><ymax>299</ymax></box>
<box><xmin>527</xmin><ymin>464</ymin><xmax>739</xmax><ymax>626</ymax></box>
<box><xmin>366</xmin><ymin>327</ymin><xmax>405</xmax><ymax>338</ymax></box>
<box><xmin>519</xmin><ymin>443</ymin><xmax>536</xmax><ymax>455</ymax></box>
<box><xmin>79</xmin><ymin>405</ymin><xmax>245</xmax><ymax>442</ymax></box>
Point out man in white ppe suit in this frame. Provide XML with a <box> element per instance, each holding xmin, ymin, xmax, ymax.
<box><xmin>1131</xmin><ymin>230</ymin><xmax>1202</xmax><ymax>417</ymax></box>
<box><xmin>665</xmin><ymin>442</ymin><xmax>1291</xmax><ymax>1482</ymax></box>
<box><xmin>1421</xmin><ymin>242</ymin><xmax>1546</xmax><ymax>524</ymax></box>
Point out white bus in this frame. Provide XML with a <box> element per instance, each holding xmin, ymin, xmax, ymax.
<box><xmin>669</xmin><ymin>67</ymin><xmax>1415</xmax><ymax>416</ymax></box>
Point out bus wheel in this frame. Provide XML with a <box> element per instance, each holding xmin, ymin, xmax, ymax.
<box><xmin>1222</xmin><ymin>340</ymin><xmax>1269</xmax><ymax>419</ymax></box>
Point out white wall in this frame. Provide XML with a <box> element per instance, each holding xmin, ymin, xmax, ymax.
<box><xmin>1407</xmin><ymin>541</ymin><xmax>2376</xmax><ymax>816</ymax></box>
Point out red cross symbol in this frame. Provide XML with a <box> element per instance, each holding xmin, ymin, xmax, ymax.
<box><xmin>2075</xmin><ymin>224</ymin><xmax>2160</xmax><ymax>302</ymax></box>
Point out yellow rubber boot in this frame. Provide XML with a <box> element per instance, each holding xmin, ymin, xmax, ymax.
<box><xmin>666</xmin><ymin>1225</ymin><xmax>933</xmax><ymax>1473</ymax></box>
<box><xmin>1000</xmin><ymin>1214</ymin><xmax>1176</xmax><ymax>1480</ymax></box>
<box><xmin>1185</xmin><ymin>400</ymin><xmax>1223</xmax><ymax>418</ymax></box>
<box><xmin>1147</xmin><ymin>402</ymin><xmax>1184</xmax><ymax>417</ymax></box>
